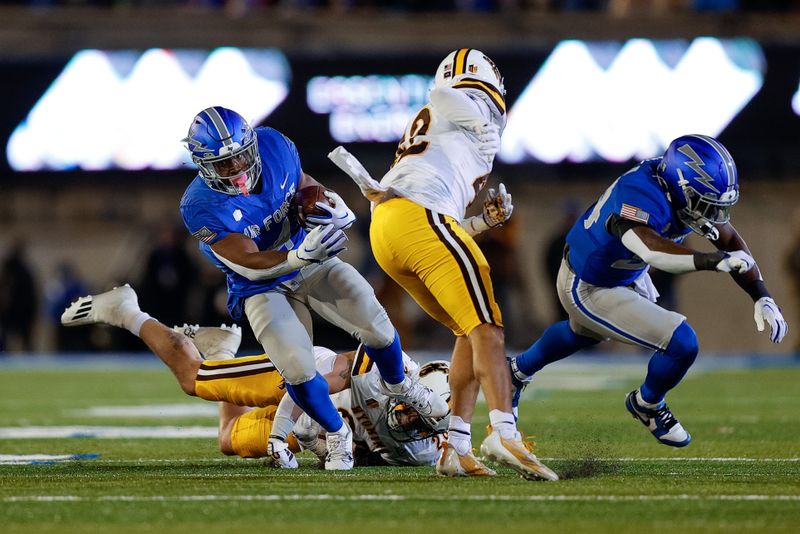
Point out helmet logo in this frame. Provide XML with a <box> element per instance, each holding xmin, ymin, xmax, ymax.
<box><xmin>218</xmin><ymin>143</ymin><xmax>241</xmax><ymax>156</ymax></box>
<box><xmin>483</xmin><ymin>54</ymin><xmax>502</xmax><ymax>83</ymax></box>
<box><xmin>442</xmin><ymin>63</ymin><xmax>453</xmax><ymax>80</ymax></box>
<box><xmin>677</xmin><ymin>143</ymin><xmax>720</xmax><ymax>193</ymax></box>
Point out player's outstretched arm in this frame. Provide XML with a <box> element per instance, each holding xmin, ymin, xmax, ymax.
<box><xmin>462</xmin><ymin>183</ymin><xmax>513</xmax><ymax>236</ymax></box>
<box><xmin>713</xmin><ymin>223</ymin><xmax>788</xmax><ymax>343</ymax></box>
<box><xmin>210</xmin><ymin>224</ymin><xmax>347</xmax><ymax>279</ymax></box>
<box><xmin>613</xmin><ymin>216</ymin><xmax>754</xmax><ymax>274</ymax></box>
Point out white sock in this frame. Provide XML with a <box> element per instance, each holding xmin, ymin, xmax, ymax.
<box><xmin>447</xmin><ymin>415</ymin><xmax>472</xmax><ymax>455</ymax></box>
<box><xmin>489</xmin><ymin>409</ymin><xmax>517</xmax><ymax>439</ymax></box>
<box><xmin>125</xmin><ymin>312</ymin><xmax>152</xmax><ymax>337</ymax></box>
<box><xmin>270</xmin><ymin>394</ymin><xmax>298</xmax><ymax>441</ymax></box>
<box><xmin>636</xmin><ymin>390</ymin><xmax>661</xmax><ymax>409</ymax></box>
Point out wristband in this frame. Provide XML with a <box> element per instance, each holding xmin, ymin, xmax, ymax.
<box><xmin>693</xmin><ymin>251</ymin><xmax>727</xmax><ymax>271</ymax></box>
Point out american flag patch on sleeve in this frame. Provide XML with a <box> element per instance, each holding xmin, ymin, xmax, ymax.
<box><xmin>191</xmin><ymin>226</ymin><xmax>218</xmax><ymax>243</ymax></box>
<box><xmin>620</xmin><ymin>204</ymin><xmax>650</xmax><ymax>224</ymax></box>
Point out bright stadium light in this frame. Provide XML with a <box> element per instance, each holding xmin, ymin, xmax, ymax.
<box><xmin>6</xmin><ymin>48</ymin><xmax>291</xmax><ymax>172</ymax></box>
<box><xmin>499</xmin><ymin>38</ymin><xmax>765</xmax><ymax>164</ymax></box>
<box><xmin>793</xmin><ymin>79</ymin><xmax>800</xmax><ymax>116</ymax></box>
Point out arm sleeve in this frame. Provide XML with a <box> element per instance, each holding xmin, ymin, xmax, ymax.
<box><xmin>621</xmin><ymin>229</ymin><xmax>728</xmax><ymax>274</ymax></box>
<box><xmin>620</xmin><ymin>230</ymin><xmax>696</xmax><ymax>273</ymax></box>
<box><xmin>429</xmin><ymin>86</ymin><xmax>491</xmax><ymax>127</ymax></box>
<box><xmin>210</xmin><ymin>249</ymin><xmax>306</xmax><ymax>281</ymax></box>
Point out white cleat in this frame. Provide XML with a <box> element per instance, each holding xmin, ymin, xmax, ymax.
<box><xmin>173</xmin><ymin>324</ymin><xmax>242</xmax><ymax>360</ymax></box>
<box><xmin>324</xmin><ymin>423</ymin><xmax>354</xmax><ymax>471</ymax></box>
<box><xmin>267</xmin><ymin>437</ymin><xmax>298</xmax><ymax>469</ymax></box>
<box><xmin>436</xmin><ymin>442</ymin><xmax>496</xmax><ymax>477</ymax></box>
<box><xmin>480</xmin><ymin>426</ymin><xmax>559</xmax><ymax>481</ymax></box>
<box><xmin>381</xmin><ymin>377</ymin><xmax>450</xmax><ymax>419</ymax></box>
<box><xmin>61</xmin><ymin>284</ymin><xmax>140</xmax><ymax>329</ymax></box>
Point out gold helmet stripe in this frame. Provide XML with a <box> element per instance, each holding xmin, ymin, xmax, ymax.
<box><xmin>453</xmin><ymin>78</ymin><xmax>506</xmax><ymax>114</ymax></box>
<box><xmin>454</xmin><ymin>48</ymin><xmax>472</xmax><ymax>76</ymax></box>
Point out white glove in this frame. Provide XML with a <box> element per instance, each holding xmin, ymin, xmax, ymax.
<box><xmin>474</xmin><ymin>123</ymin><xmax>501</xmax><ymax>162</ymax></box>
<box><xmin>482</xmin><ymin>183</ymin><xmax>513</xmax><ymax>228</ymax></box>
<box><xmin>294</xmin><ymin>224</ymin><xmax>347</xmax><ymax>263</ymax></box>
<box><xmin>715</xmin><ymin>250</ymin><xmax>755</xmax><ymax>274</ymax></box>
<box><xmin>754</xmin><ymin>297</ymin><xmax>788</xmax><ymax>343</ymax></box>
<box><xmin>267</xmin><ymin>437</ymin><xmax>298</xmax><ymax>469</ymax></box>
<box><xmin>306</xmin><ymin>191</ymin><xmax>356</xmax><ymax>230</ymax></box>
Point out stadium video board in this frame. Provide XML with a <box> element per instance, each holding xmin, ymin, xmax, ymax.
<box><xmin>2</xmin><ymin>38</ymin><xmax>799</xmax><ymax>175</ymax></box>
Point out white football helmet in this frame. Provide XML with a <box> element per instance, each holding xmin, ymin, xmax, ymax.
<box><xmin>434</xmin><ymin>48</ymin><xmax>505</xmax><ymax>96</ymax></box>
<box><xmin>386</xmin><ymin>360</ymin><xmax>451</xmax><ymax>443</ymax></box>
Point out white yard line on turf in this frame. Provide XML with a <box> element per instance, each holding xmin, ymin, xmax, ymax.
<box><xmin>17</xmin><ymin>457</ymin><xmax>800</xmax><ymax>466</ymax></box>
<box><xmin>3</xmin><ymin>494</ymin><xmax>800</xmax><ymax>503</ymax></box>
<box><xmin>0</xmin><ymin>426</ymin><xmax>217</xmax><ymax>439</ymax></box>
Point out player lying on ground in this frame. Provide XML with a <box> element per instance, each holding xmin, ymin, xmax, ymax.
<box><xmin>508</xmin><ymin>134</ymin><xmax>789</xmax><ymax>447</ymax></box>
<box><xmin>329</xmin><ymin>48</ymin><xmax>556</xmax><ymax>481</ymax></box>
<box><xmin>61</xmin><ymin>285</ymin><xmax>449</xmax><ymax>468</ymax></box>
<box><xmin>179</xmin><ymin>106</ymin><xmax>448</xmax><ymax>469</ymax></box>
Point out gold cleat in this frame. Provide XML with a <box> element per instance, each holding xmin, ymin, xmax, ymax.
<box><xmin>436</xmin><ymin>442</ymin><xmax>497</xmax><ymax>477</ymax></box>
<box><xmin>479</xmin><ymin>426</ymin><xmax>559</xmax><ymax>481</ymax></box>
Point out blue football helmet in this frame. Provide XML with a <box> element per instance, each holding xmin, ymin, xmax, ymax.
<box><xmin>183</xmin><ymin>106</ymin><xmax>261</xmax><ymax>196</ymax></box>
<box><xmin>657</xmin><ymin>134</ymin><xmax>739</xmax><ymax>240</ymax></box>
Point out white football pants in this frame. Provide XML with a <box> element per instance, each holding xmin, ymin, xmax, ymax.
<box><xmin>244</xmin><ymin>257</ymin><xmax>395</xmax><ymax>384</ymax></box>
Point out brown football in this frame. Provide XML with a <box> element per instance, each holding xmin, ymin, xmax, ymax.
<box><xmin>291</xmin><ymin>185</ymin><xmax>333</xmax><ymax>226</ymax></box>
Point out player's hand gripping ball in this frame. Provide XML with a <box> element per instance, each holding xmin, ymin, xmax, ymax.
<box><xmin>291</xmin><ymin>185</ymin><xmax>334</xmax><ymax>229</ymax></box>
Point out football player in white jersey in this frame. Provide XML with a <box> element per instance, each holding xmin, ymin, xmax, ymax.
<box><xmin>60</xmin><ymin>285</ymin><xmax>448</xmax><ymax>468</ymax></box>
<box><xmin>329</xmin><ymin>49</ymin><xmax>556</xmax><ymax>480</ymax></box>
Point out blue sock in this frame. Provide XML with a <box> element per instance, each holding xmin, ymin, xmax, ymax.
<box><xmin>285</xmin><ymin>373</ymin><xmax>343</xmax><ymax>433</ymax></box>
<box><xmin>515</xmin><ymin>321</ymin><xmax>600</xmax><ymax>376</ymax></box>
<box><xmin>640</xmin><ymin>321</ymin><xmax>698</xmax><ymax>404</ymax></box>
<box><xmin>364</xmin><ymin>330</ymin><xmax>405</xmax><ymax>385</ymax></box>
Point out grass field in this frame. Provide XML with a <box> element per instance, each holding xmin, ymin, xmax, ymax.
<box><xmin>1</xmin><ymin>356</ymin><xmax>799</xmax><ymax>533</ymax></box>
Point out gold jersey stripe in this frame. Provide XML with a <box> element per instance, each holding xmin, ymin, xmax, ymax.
<box><xmin>453</xmin><ymin>78</ymin><xmax>506</xmax><ymax>114</ymax></box>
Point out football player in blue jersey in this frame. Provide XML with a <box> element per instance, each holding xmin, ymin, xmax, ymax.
<box><xmin>509</xmin><ymin>134</ymin><xmax>788</xmax><ymax>447</ymax></box>
<box><xmin>174</xmin><ymin>106</ymin><xmax>447</xmax><ymax>469</ymax></box>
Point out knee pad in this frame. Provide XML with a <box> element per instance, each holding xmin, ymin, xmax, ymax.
<box><xmin>282</xmin><ymin>365</ymin><xmax>317</xmax><ymax>386</ymax></box>
<box><xmin>360</xmin><ymin>309</ymin><xmax>396</xmax><ymax>348</ymax></box>
<box><xmin>666</xmin><ymin>321</ymin><xmax>699</xmax><ymax>363</ymax></box>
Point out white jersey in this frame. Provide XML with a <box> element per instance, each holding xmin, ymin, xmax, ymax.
<box><xmin>297</xmin><ymin>346</ymin><xmax>444</xmax><ymax>466</ymax></box>
<box><xmin>380</xmin><ymin>85</ymin><xmax>506</xmax><ymax>221</ymax></box>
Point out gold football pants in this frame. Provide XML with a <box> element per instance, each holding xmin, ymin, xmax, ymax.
<box><xmin>370</xmin><ymin>197</ymin><xmax>502</xmax><ymax>336</ymax></box>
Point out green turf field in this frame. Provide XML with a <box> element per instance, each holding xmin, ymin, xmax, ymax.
<box><xmin>1</xmin><ymin>359</ymin><xmax>799</xmax><ymax>533</ymax></box>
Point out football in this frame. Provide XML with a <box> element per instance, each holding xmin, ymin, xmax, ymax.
<box><xmin>291</xmin><ymin>184</ymin><xmax>333</xmax><ymax>227</ymax></box>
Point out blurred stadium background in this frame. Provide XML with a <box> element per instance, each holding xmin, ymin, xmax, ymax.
<box><xmin>1</xmin><ymin>0</ymin><xmax>800</xmax><ymax>359</ymax></box>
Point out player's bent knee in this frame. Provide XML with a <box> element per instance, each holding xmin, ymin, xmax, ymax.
<box><xmin>360</xmin><ymin>311</ymin><xmax>395</xmax><ymax>348</ymax></box>
<box><xmin>666</xmin><ymin>321</ymin><xmax>699</xmax><ymax>362</ymax></box>
<box><xmin>282</xmin><ymin>368</ymin><xmax>317</xmax><ymax>386</ymax></box>
<box><xmin>468</xmin><ymin>322</ymin><xmax>504</xmax><ymax>343</ymax></box>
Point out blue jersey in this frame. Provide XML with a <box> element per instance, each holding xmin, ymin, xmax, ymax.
<box><xmin>566</xmin><ymin>158</ymin><xmax>692</xmax><ymax>288</ymax></box>
<box><xmin>180</xmin><ymin>127</ymin><xmax>305</xmax><ymax>320</ymax></box>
